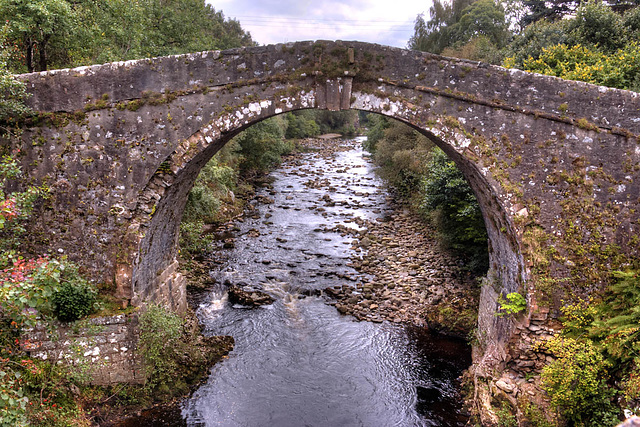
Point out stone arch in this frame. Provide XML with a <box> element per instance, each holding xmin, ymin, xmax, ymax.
<box><xmin>129</xmin><ymin>97</ymin><xmax>526</xmax><ymax>361</ymax></box>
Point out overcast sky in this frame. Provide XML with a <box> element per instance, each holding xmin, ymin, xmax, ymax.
<box><xmin>208</xmin><ymin>0</ymin><xmax>432</xmax><ymax>48</ymax></box>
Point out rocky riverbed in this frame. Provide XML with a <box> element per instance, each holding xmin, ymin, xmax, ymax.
<box><xmin>326</xmin><ymin>204</ymin><xmax>480</xmax><ymax>338</ymax></box>
<box><xmin>193</xmin><ymin>136</ymin><xmax>481</xmax><ymax>337</ymax></box>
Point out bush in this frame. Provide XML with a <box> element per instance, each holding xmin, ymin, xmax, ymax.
<box><xmin>284</xmin><ymin>111</ymin><xmax>320</xmax><ymax>139</ymax></box>
<box><xmin>504</xmin><ymin>19</ymin><xmax>570</xmax><ymax>69</ymax></box>
<box><xmin>496</xmin><ymin>292</ymin><xmax>527</xmax><ymax>317</ymax></box>
<box><xmin>179</xmin><ymin>219</ymin><xmax>214</xmax><ymax>255</ymax></box>
<box><xmin>567</xmin><ymin>0</ymin><xmax>625</xmax><ymax>52</ymax></box>
<box><xmin>138</xmin><ymin>304</ymin><xmax>186</xmax><ymax>395</ymax></box>
<box><xmin>540</xmin><ymin>337</ymin><xmax>620</xmax><ymax>426</ymax></box>
<box><xmin>371</xmin><ymin>119</ymin><xmax>433</xmax><ymax>197</ymax></box>
<box><xmin>421</xmin><ymin>148</ymin><xmax>489</xmax><ymax>273</ymax></box>
<box><xmin>1</xmin><ymin>257</ymin><xmax>96</xmax><ymax>327</ymax></box>
<box><xmin>364</xmin><ymin>114</ymin><xmax>391</xmax><ymax>152</ymax></box>
<box><xmin>235</xmin><ymin>116</ymin><xmax>293</xmax><ymax>175</ymax></box>
<box><xmin>52</xmin><ymin>280</ymin><xmax>97</xmax><ymax>322</ymax></box>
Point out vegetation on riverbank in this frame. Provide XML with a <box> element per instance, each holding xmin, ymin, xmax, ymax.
<box><xmin>178</xmin><ymin>110</ymin><xmax>359</xmax><ymax>267</ymax></box>
<box><xmin>364</xmin><ymin>114</ymin><xmax>489</xmax><ymax>275</ymax></box>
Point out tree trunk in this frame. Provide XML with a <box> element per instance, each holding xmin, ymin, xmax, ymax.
<box><xmin>38</xmin><ymin>35</ymin><xmax>50</xmax><ymax>72</ymax></box>
<box><xmin>25</xmin><ymin>37</ymin><xmax>34</xmax><ymax>73</ymax></box>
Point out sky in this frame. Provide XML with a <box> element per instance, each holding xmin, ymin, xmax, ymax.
<box><xmin>208</xmin><ymin>0</ymin><xmax>432</xmax><ymax>48</ymax></box>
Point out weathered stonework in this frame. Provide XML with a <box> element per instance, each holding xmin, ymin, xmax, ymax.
<box><xmin>8</xmin><ymin>41</ymin><xmax>640</xmax><ymax>413</ymax></box>
<box><xmin>21</xmin><ymin>315</ymin><xmax>144</xmax><ymax>385</ymax></box>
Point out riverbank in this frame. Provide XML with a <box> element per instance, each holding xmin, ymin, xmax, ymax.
<box><xmin>325</xmin><ymin>201</ymin><xmax>480</xmax><ymax>338</ymax></box>
<box><xmin>86</xmin><ymin>310</ymin><xmax>233</xmax><ymax>427</ymax></box>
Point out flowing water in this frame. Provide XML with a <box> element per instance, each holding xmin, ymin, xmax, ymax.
<box><xmin>123</xmin><ymin>137</ymin><xmax>470</xmax><ymax>426</ymax></box>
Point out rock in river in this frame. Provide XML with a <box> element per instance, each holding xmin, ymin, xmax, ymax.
<box><xmin>227</xmin><ymin>285</ymin><xmax>274</xmax><ymax>307</ymax></box>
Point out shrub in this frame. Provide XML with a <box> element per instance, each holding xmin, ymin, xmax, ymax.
<box><xmin>179</xmin><ymin>219</ymin><xmax>214</xmax><ymax>255</ymax></box>
<box><xmin>496</xmin><ymin>292</ymin><xmax>527</xmax><ymax>317</ymax></box>
<box><xmin>568</xmin><ymin>0</ymin><xmax>625</xmax><ymax>52</ymax></box>
<box><xmin>421</xmin><ymin>148</ymin><xmax>489</xmax><ymax>273</ymax></box>
<box><xmin>52</xmin><ymin>280</ymin><xmax>97</xmax><ymax>322</ymax></box>
<box><xmin>284</xmin><ymin>111</ymin><xmax>320</xmax><ymax>139</ymax></box>
<box><xmin>371</xmin><ymin>119</ymin><xmax>433</xmax><ymax>197</ymax></box>
<box><xmin>235</xmin><ymin>116</ymin><xmax>294</xmax><ymax>175</ymax></box>
<box><xmin>540</xmin><ymin>337</ymin><xmax>620</xmax><ymax>426</ymax></box>
<box><xmin>138</xmin><ymin>305</ymin><xmax>186</xmax><ymax>395</ymax></box>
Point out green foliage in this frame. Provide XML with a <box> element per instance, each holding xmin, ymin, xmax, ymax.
<box><xmin>364</xmin><ymin>118</ymin><xmax>488</xmax><ymax>274</ymax></box>
<box><xmin>0</xmin><ymin>0</ymin><xmax>255</xmax><ymax>73</ymax></box>
<box><xmin>441</xmin><ymin>35</ymin><xmax>506</xmax><ymax>64</ymax></box>
<box><xmin>284</xmin><ymin>111</ymin><xmax>320</xmax><ymax>139</ymax></box>
<box><xmin>504</xmin><ymin>19</ymin><xmax>570</xmax><ymax>68</ymax></box>
<box><xmin>540</xmin><ymin>337</ymin><xmax>619</xmax><ymax>426</ymax></box>
<box><xmin>235</xmin><ymin>116</ymin><xmax>294</xmax><ymax>175</ymax></box>
<box><xmin>408</xmin><ymin>0</ymin><xmax>474</xmax><ymax>53</ymax></box>
<box><xmin>363</xmin><ymin>114</ymin><xmax>390</xmax><ymax>152</ymax></box>
<box><xmin>369</xmin><ymin>118</ymin><xmax>433</xmax><ymax>197</ymax></box>
<box><xmin>179</xmin><ymin>219</ymin><xmax>214</xmax><ymax>256</ymax></box>
<box><xmin>312</xmin><ymin>110</ymin><xmax>359</xmax><ymax>136</ymax></box>
<box><xmin>52</xmin><ymin>277</ymin><xmax>97</xmax><ymax>322</ymax></box>
<box><xmin>496</xmin><ymin>292</ymin><xmax>527</xmax><ymax>316</ymax></box>
<box><xmin>0</xmin><ymin>0</ymin><xmax>75</xmax><ymax>72</ymax></box>
<box><xmin>496</xmin><ymin>401</ymin><xmax>517</xmax><ymax>427</ymax></box>
<box><xmin>539</xmin><ymin>270</ymin><xmax>640</xmax><ymax>424</ymax></box>
<box><xmin>521</xmin><ymin>0</ymin><xmax>579</xmax><ymax>26</ymax></box>
<box><xmin>421</xmin><ymin>148</ymin><xmax>488</xmax><ymax>273</ymax></box>
<box><xmin>1</xmin><ymin>257</ymin><xmax>97</xmax><ymax>327</ymax></box>
<box><xmin>450</xmin><ymin>0</ymin><xmax>511</xmax><ymax>49</ymax></box>
<box><xmin>590</xmin><ymin>271</ymin><xmax>640</xmax><ymax>367</ymax></box>
<box><xmin>505</xmin><ymin>1</ymin><xmax>640</xmax><ymax>92</ymax></box>
<box><xmin>138</xmin><ymin>304</ymin><xmax>187</xmax><ymax>395</ymax></box>
<box><xmin>0</xmin><ymin>365</ymin><xmax>28</xmax><ymax>427</ymax></box>
<box><xmin>408</xmin><ymin>0</ymin><xmax>510</xmax><ymax>58</ymax></box>
<box><xmin>0</xmin><ymin>27</ymin><xmax>31</xmax><ymax>123</ymax></box>
<box><xmin>183</xmin><ymin>155</ymin><xmax>237</xmax><ymax>224</ymax></box>
<box><xmin>518</xmin><ymin>42</ymin><xmax>640</xmax><ymax>91</ymax></box>
<box><xmin>568</xmin><ymin>0</ymin><xmax>625</xmax><ymax>51</ymax></box>
<box><xmin>0</xmin><ymin>155</ymin><xmax>44</xmax><ymax>251</ymax></box>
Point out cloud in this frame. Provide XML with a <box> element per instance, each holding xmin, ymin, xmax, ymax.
<box><xmin>210</xmin><ymin>0</ymin><xmax>428</xmax><ymax>48</ymax></box>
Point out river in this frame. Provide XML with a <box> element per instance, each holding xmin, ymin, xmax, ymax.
<box><xmin>128</xmin><ymin>137</ymin><xmax>470</xmax><ymax>426</ymax></box>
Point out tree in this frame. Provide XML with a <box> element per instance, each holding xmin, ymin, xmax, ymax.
<box><xmin>0</xmin><ymin>0</ymin><xmax>255</xmax><ymax>72</ymax></box>
<box><xmin>520</xmin><ymin>0</ymin><xmax>580</xmax><ymax>27</ymax></box>
<box><xmin>0</xmin><ymin>0</ymin><xmax>75</xmax><ymax>72</ymax></box>
<box><xmin>520</xmin><ymin>0</ymin><xmax>640</xmax><ymax>26</ymax></box>
<box><xmin>0</xmin><ymin>27</ymin><xmax>30</xmax><ymax>122</ymax></box>
<box><xmin>448</xmin><ymin>0</ymin><xmax>511</xmax><ymax>48</ymax></box>
<box><xmin>503</xmin><ymin>18</ymin><xmax>570</xmax><ymax>68</ymax></box>
<box><xmin>408</xmin><ymin>0</ymin><xmax>510</xmax><ymax>61</ymax></box>
<box><xmin>235</xmin><ymin>116</ymin><xmax>293</xmax><ymax>175</ymax></box>
<box><xmin>408</xmin><ymin>0</ymin><xmax>475</xmax><ymax>54</ymax></box>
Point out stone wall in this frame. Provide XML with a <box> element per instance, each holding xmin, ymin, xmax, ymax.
<box><xmin>21</xmin><ymin>314</ymin><xmax>144</xmax><ymax>385</ymax></box>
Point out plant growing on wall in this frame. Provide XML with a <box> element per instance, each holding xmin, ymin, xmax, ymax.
<box><xmin>496</xmin><ymin>292</ymin><xmax>527</xmax><ymax>317</ymax></box>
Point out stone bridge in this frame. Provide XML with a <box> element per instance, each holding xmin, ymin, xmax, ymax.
<box><xmin>10</xmin><ymin>40</ymin><xmax>640</xmax><ymax>369</ymax></box>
